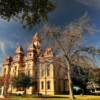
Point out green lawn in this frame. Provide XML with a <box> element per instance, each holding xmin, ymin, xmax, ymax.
<box><xmin>2</xmin><ymin>95</ymin><xmax>100</xmax><ymax>100</ymax></box>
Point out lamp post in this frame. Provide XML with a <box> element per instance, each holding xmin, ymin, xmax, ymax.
<box><xmin>0</xmin><ymin>86</ymin><xmax>5</xmax><ymax>98</ymax></box>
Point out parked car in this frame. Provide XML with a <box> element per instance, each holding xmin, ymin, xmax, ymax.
<box><xmin>12</xmin><ymin>91</ymin><xmax>24</xmax><ymax>96</ymax></box>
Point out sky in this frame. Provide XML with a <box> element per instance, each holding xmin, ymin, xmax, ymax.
<box><xmin>0</xmin><ymin>0</ymin><xmax>100</xmax><ymax>73</ymax></box>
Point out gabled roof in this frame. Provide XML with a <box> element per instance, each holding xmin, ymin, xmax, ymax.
<box><xmin>44</xmin><ymin>47</ymin><xmax>54</xmax><ymax>57</ymax></box>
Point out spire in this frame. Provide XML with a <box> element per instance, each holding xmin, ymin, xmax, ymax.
<box><xmin>15</xmin><ymin>45</ymin><xmax>24</xmax><ymax>54</ymax></box>
<box><xmin>32</xmin><ymin>32</ymin><xmax>41</xmax><ymax>48</ymax></box>
<box><xmin>32</xmin><ymin>32</ymin><xmax>41</xmax><ymax>43</ymax></box>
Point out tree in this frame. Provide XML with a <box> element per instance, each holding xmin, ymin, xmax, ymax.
<box><xmin>0</xmin><ymin>0</ymin><xmax>55</xmax><ymax>27</ymax></box>
<box><xmin>90</xmin><ymin>68</ymin><xmax>100</xmax><ymax>83</ymax></box>
<box><xmin>72</xmin><ymin>65</ymin><xmax>93</xmax><ymax>94</ymax></box>
<box><xmin>41</xmin><ymin>15</ymin><xmax>96</xmax><ymax>100</ymax></box>
<box><xmin>12</xmin><ymin>73</ymin><xmax>35</xmax><ymax>94</ymax></box>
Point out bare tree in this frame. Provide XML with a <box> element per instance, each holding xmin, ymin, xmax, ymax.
<box><xmin>41</xmin><ymin>15</ymin><xmax>96</xmax><ymax>100</ymax></box>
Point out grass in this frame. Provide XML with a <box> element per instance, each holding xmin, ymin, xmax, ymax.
<box><xmin>1</xmin><ymin>95</ymin><xmax>100</xmax><ymax>100</ymax></box>
<box><xmin>75</xmin><ymin>95</ymin><xmax>100</xmax><ymax>100</ymax></box>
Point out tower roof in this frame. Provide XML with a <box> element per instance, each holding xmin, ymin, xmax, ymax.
<box><xmin>6</xmin><ymin>56</ymin><xmax>12</xmax><ymax>60</ymax></box>
<box><xmin>15</xmin><ymin>45</ymin><xmax>24</xmax><ymax>54</ymax></box>
<box><xmin>32</xmin><ymin>32</ymin><xmax>41</xmax><ymax>42</ymax></box>
<box><xmin>27</xmin><ymin>43</ymin><xmax>35</xmax><ymax>51</ymax></box>
<box><xmin>3</xmin><ymin>56</ymin><xmax>12</xmax><ymax>65</ymax></box>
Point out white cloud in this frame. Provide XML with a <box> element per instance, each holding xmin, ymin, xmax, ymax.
<box><xmin>0</xmin><ymin>39</ymin><xmax>15</xmax><ymax>56</ymax></box>
<box><xmin>76</xmin><ymin>0</ymin><xmax>100</xmax><ymax>9</ymax></box>
<box><xmin>0</xmin><ymin>41</ymin><xmax>6</xmax><ymax>56</ymax></box>
<box><xmin>0</xmin><ymin>39</ymin><xmax>15</xmax><ymax>75</ymax></box>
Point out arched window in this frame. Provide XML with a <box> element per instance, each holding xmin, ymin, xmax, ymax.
<box><xmin>28</xmin><ymin>70</ymin><xmax>30</xmax><ymax>76</ymax></box>
<box><xmin>41</xmin><ymin>81</ymin><xmax>44</xmax><ymax>89</ymax></box>
<box><xmin>47</xmin><ymin>65</ymin><xmax>50</xmax><ymax>76</ymax></box>
<box><xmin>41</xmin><ymin>67</ymin><xmax>44</xmax><ymax>77</ymax></box>
<box><xmin>15</xmin><ymin>66</ymin><xmax>17</xmax><ymax>71</ymax></box>
<box><xmin>47</xmin><ymin>81</ymin><xmax>50</xmax><ymax>89</ymax></box>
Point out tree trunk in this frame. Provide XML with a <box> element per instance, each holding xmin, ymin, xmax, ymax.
<box><xmin>24</xmin><ymin>88</ymin><xmax>26</xmax><ymax>95</ymax></box>
<box><xmin>64</xmin><ymin>56</ymin><xmax>74</xmax><ymax>100</ymax></box>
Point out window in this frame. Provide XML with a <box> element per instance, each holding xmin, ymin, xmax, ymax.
<box><xmin>92</xmin><ymin>89</ymin><xmax>95</xmax><ymax>92</ymax></box>
<box><xmin>47</xmin><ymin>81</ymin><xmax>50</xmax><ymax>89</ymax></box>
<box><xmin>41</xmin><ymin>81</ymin><xmax>44</xmax><ymax>89</ymax></box>
<box><xmin>28</xmin><ymin>70</ymin><xmax>30</xmax><ymax>76</ymax></box>
<box><xmin>28</xmin><ymin>53</ymin><xmax>32</xmax><ymax>57</ymax></box>
<box><xmin>47</xmin><ymin>66</ymin><xmax>50</xmax><ymax>76</ymax></box>
<box><xmin>41</xmin><ymin>68</ymin><xmax>44</xmax><ymax>77</ymax></box>
<box><xmin>14</xmin><ymin>66</ymin><xmax>17</xmax><ymax>76</ymax></box>
<box><xmin>15</xmin><ymin>66</ymin><xmax>17</xmax><ymax>71</ymax></box>
<box><xmin>29</xmin><ymin>53</ymin><xmax>32</xmax><ymax>56</ymax></box>
<box><xmin>96</xmin><ymin>88</ymin><xmax>100</xmax><ymax>91</ymax></box>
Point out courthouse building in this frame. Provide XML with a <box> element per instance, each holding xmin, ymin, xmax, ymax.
<box><xmin>3</xmin><ymin>32</ymin><xmax>68</xmax><ymax>95</ymax></box>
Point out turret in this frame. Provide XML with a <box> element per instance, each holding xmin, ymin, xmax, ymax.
<box><xmin>10</xmin><ymin>45</ymin><xmax>24</xmax><ymax>77</ymax></box>
<box><xmin>27</xmin><ymin>43</ymin><xmax>36</xmax><ymax>60</ymax></box>
<box><xmin>3</xmin><ymin>56</ymin><xmax>12</xmax><ymax>76</ymax></box>
<box><xmin>3</xmin><ymin>56</ymin><xmax>12</xmax><ymax>94</ymax></box>
<box><xmin>14</xmin><ymin>45</ymin><xmax>24</xmax><ymax>62</ymax></box>
<box><xmin>15</xmin><ymin>45</ymin><xmax>24</xmax><ymax>54</ymax></box>
<box><xmin>3</xmin><ymin>56</ymin><xmax>12</xmax><ymax>66</ymax></box>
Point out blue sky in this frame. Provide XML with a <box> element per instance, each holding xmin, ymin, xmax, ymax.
<box><xmin>0</xmin><ymin>0</ymin><xmax>100</xmax><ymax>73</ymax></box>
